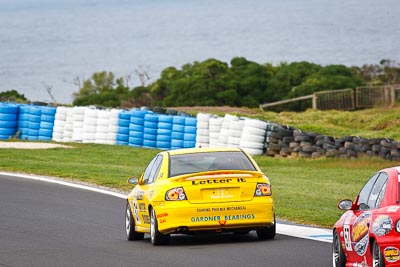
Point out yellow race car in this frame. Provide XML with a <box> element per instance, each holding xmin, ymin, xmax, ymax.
<box><xmin>125</xmin><ymin>147</ymin><xmax>275</xmax><ymax>245</ymax></box>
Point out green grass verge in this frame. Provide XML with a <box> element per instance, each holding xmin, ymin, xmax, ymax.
<box><xmin>1</xmin><ymin>141</ymin><xmax>398</xmax><ymax>228</ymax></box>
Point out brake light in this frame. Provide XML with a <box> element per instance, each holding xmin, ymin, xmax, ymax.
<box><xmin>166</xmin><ymin>187</ymin><xmax>187</xmax><ymax>201</ymax></box>
<box><xmin>254</xmin><ymin>183</ymin><xmax>271</xmax><ymax>196</ymax></box>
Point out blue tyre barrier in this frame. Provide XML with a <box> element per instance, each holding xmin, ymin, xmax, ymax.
<box><xmin>144</xmin><ymin>133</ymin><xmax>157</xmax><ymax>141</ymax></box>
<box><xmin>132</xmin><ymin>110</ymin><xmax>150</xmax><ymax>118</ymax></box>
<box><xmin>144</xmin><ymin>114</ymin><xmax>158</xmax><ymax>122</ymax></box>
<box><xmin>28</xmin><ymin>122</ymin><xmax>40</xmax><ymax>129</ymax></box>
<box><xmin>0</xmin><ymin>104</ymin><xmax>18</xmax><ymax>114</ymax></box>
<box><xmin>41</xmin><ymin>106</ymin><xmax>57</xmax><ymax>115</ymax></box>
<box><xmin>184</xmin><ymin>140</ymin><xmax>196</xmax><ymax>148</ymax></box>
<box><xmin>143</xmin><ymin>140</ymin><xmax>156</xmax><ymax>148</ymax></box>
<box><xmin>0</xmin><ymin>113</ymin><xmax>17</xmax><ymax>121</ymax></box>
<box><xmin>185</xmin><ymin>117</ymin><xmax>197</xmax><ymax>126</ymax></box>
<box><xmin>144</xmin><ymin>121</ymin><xmax>158</xmax><ymax>128</ymax></box>
<box><xmin>18</xmin><ymin>113</ymin><xmax>30</xmax><ymax>121</ymax></box>
<box><xmin>157</xmin><ymin>135</ymin><xmax>171</xmax><ymax>142</ymax></box>
<box><xmin>173</xmin><ymin>116</ymin><xmax>185</xmax><ymax>125</ymax></box>
<box><xmin>184</xmin><ymin>126</ymin><xmax>197</xmax><ymax>134</ymax></box>
<box><xmin>118</xmin><ymin>119</ymin><xmax>130</xmax><ymax>128</ymax></box>
<box><xmin>116</xmin><ymin>133</ymin><xmax>129</xmax><ymax>142</ymax></box>
<box><xmin>30</xmin><ymin>107</ymin><xmax>41</xmax><ymax>116</ymax></box>
<box><xmin>41</xmin><ymin>115</ymin><xmax>55</xmax><ymax>123</ymax></box>
<box><xmin>117</xmin><ymin>126</ymin><xmax>130</xmax><ymax>135</ymax></box>
<box><xmin>158</xmin><ymin>115</ymin><xmax>173</xmax><ymax>123</ymax></box>
<box><xmin>29</xmin><ymin>114</ymin><xmax>41</xmax><ymax>123</ymax></box>
<box><xmin>118</xmin><ymin>112</ymin><xmax>131</xmax><ymax>120</ymax></box>
<box><xmin>144</xmin><ymin>128</ymin><xmax>157</xmax><ymax>135</ymax></box>
<box><xmin>171</xmin><ymin>132</ymin><xmax>184</xmax><ymax>140</ymax></box>
<box><xmin>0</xmin><ymin>121</ymin><xmax>17</xmax><ymax>128</ymax></box>
<box><xmin>129</xmin><ymin>137</ymin><xmax>143</xmax><ymax>146</ymax></box>
<box><xmin>171</xmin><ymin>139</ymin><xmax>184</xmax><ymax>147</ymax></box>
<box><xmin>172</xmin><ymin>124</ymin><xmax>184</xmax><ymax>132</ymax></box>
<box><xmin>129</xmin><ymin>130</ymin><xmax>144</xmax><ymax>138</ymax></box>
<box><xmin>158</xmin><ymin>122</ymin><xmax>173</xmax><ymax>130</ymax></box>
<box><xmin>39</xmin><ymin>129</ymin><xmax>53</xmax><ymax>136</ymax></box>
<box><xmin>156</xmin><ymin>141</ymin><xmax>170</xmax><ymax>149</ymax></box>
<box><xmin>157</xmin><ymin>129</ymin><xmax>171</xmax><ymax>135</ymax></box>
<box><xmin>40</xmin><ymin>122</ymin><xmax>54</xmax><ymax>130</ymax></box>
<box><xmin>18</xmin><ymin>121</ymin><xmax>29</xmax><ymax>128</ymax></box>
<box><xmin>130</xmin><ymin>117</ymin><xmax>144</xmax><ymax>125</ymax></box>
<box><xmin>184</xmin><ymin>133</ymin><xmax>196</xmax><ymax>141</ymax></box>
<box><xmin>116</xmin><ymin>140</ymin><xmax>129</xmax><ymax>146</ymax></box>
<box><xmin>129</xmin><ymin>124</ymin><xmax>144</xmax><ymax>132</ymax></box>
<box><xmin>0</xmin><ymin>127</ymin><xmax>16</xmax><ymax>135</ymax></box>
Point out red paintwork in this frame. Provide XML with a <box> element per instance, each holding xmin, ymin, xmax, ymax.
<box><xmin>333</xmin><ymin>167</ymin><xmax>400</xmax><ymax>266</ymax></box>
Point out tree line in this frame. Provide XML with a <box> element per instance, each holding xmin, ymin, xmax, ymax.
<box><xmin>3</xmin><ymin>58</ymin><xmax>400</xmax><ymax>111</ymax></box>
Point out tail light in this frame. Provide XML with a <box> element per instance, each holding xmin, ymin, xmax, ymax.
<box><xmin>166</xmin><ymin>187</ymin><xmax>187</xmax><ymax>201</ymax></box>
<box><xmin>254</xmin><ymin>183</ymin><xmax>272</xmax><ymax>196</ymax></box>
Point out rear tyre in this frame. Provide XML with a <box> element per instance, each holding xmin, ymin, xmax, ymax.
<box><xmin>372</xmin><ymin>241</ymin><xmax>385</xmax><ymax>267</ymax></box>
<box><xmin>256</xmin><ymin>217</ymin><xmax>276</xmax><ymax>240</ymax></box>
<box><xmin>332</xmin><ymin>230</ymin><xmax>346</xmax><ymax>267</ymax></box>
<box><xmin>125</xmin><ymin>203</ymin><xmax>144</xmax><ymax>241</ymax></box>
<box><xmin>150</xmin><ymin>208</ymin><xmax>170</xmax><ymax>245</ymax></box>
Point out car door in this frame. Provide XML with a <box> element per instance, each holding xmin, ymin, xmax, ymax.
<box><xmin>344</xmin><ymin>172</ymin><xmax>389</xmax><ymax>263</ymax></box>
<box><xmin>134</xmin><ymin>154</ymin><xmax>163</xmax><ymax>228</ymax></box>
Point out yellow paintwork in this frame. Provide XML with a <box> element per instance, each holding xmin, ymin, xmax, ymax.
<box><xmin>127</xmin><ymin>147</ymin><xmax>275</xmax><ymax>235</ymax></box>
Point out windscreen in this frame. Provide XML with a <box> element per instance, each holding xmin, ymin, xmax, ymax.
<box><xmin>169</xmin><ymin>151</ymin><xmax>256</xmax><ymax>177</ymax></box>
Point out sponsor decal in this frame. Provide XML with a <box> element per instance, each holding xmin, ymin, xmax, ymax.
<box><xmin>352</xmin><ymin>212</ymin><xmax>372</xmax><ymax>256</ymax></box>
<box><xmin>196</xmin><ymin>206</ymin><xmax>247</xmax><ymax>213</ymax></box>
<box><xmin>373</xmin><ymin>215</ymin><xmax>393</xmax><ymax>236</ymax></box>
<box><xmin>157</xmin><ymin>213</ymin><xmax>168</xmax><ymax>218</ymax></box>
<box><xmin>351</xmin><ymin>259</ymin><xmax>368</xmax><ymax>267</ymax></box>
<box><xmin>191</xmin><ymin>216</ymin><xmax>221</xmax><ymax>222</ymax></box>
<box><xmin>384</xmin><ymin>247</ymin><xmax>400</xmax><ymax>263</ymax></box>
<box><xmin>139</xmin><ymin>203</ymin><xmax>146</xmax><ymax>212</ymax></box>
<box><xmin>218</xmin><ymin>220</ymin><xmax>226</xmax><ymax>226</ymax></box>
<box><xmin>197</xmin><ymin>208</ymin><xmax>211</xmax><ymax>212</ymax></box>
<box><xmin>387</xmin><ymin>206</ymin><xmax>400</xmax><ymax>213</ymax></box>
<box><xmin>190</xmin><ymin>214</ymin><xmax>255</xmax><ymax>223</ymax></box>
<box><xmin>142</xmin><ymin>214</ymin><xmax>150</xmax><ymax>224</ymax></box>
<box><xmin>134</xmin><ymin>190</ymin><xmax>144</xmax><ymax>200</ymax></box>
<box><xmin>192</xmin><ymin>178</ymin><xmax>246</xmax><ymax>185</ymax></box>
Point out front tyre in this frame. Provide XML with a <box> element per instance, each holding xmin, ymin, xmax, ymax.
<box><xmin>126</xmin><ymin>203</ymin><xmax>144</xmax><ymax>241</ymax></box>
<box><xmin>372</xmin><ymin>241</ymin><xmax>385</xmax><ymax>267</ymax></box>
<box><xmin>150</xmin><ymin>208</ymin><xmax>170</xmax><ymax>245</ymax></box>
<box><xmin>332</xmin><ymin>230</ymin><xmax>346</xmax><ymax>267</ymax></box>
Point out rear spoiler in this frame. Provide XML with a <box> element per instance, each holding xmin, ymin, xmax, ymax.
<box><xmin>169</xmin><ymin>170</ymin><xmax>263</xmax><ymax>182</ymax></box>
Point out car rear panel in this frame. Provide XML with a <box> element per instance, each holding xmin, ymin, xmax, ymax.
<box><xmin>153</xmin><ymin>170</ymin><xmax>274</xmax><ymax>234</ymax></box>
<box><xmin>182</xmin><ymin>172</ymin><xmax>260</xmax><ymax>204</ymax></box>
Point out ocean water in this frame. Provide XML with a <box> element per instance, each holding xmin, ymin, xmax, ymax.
<box><xmin>0</xmin><ymin>0</ymin><xmax>399</xmax><ymax>104</ymax></box>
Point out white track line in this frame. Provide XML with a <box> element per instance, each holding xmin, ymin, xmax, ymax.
<box><xmin>0</xmin><ymin>171</ymin><xmax>332</xmax><ymax>243</ymax></box>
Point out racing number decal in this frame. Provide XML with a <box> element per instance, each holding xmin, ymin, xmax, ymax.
<box><xmin>343</xmin><ymin>213</ymin><xmax>353</xmax><ymax>251</ymax></box>
<box><xmin>133</xmin><ymin>202</ymin><xmax>141</xmax><ymax>224</ymax></box>
<box><xmin>344</xmin><ymin>224</ymin><xmax>352</xmax><ymax>251</ymax></box>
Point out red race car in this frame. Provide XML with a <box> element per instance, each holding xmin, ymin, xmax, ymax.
<box><xmin>333</xmin><ymin>166</ymin><xmax>400</xmax><ymax>267</ymax></box>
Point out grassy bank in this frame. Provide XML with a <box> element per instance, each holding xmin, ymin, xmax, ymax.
<box><xmin>178</xmin><ymin>106</ymin><xmax>400</xmax><ymax>140</ymax></box>
<box><xmin>1</xmin><ymin>142</ymin><xmax>397</xmax><ymax>228</ymax></box>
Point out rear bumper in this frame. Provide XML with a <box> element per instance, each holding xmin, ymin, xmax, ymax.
<box><xmin>152</xmin><ymin>198</ymin><xmax>274</xmax><ymax>234</ymax></box>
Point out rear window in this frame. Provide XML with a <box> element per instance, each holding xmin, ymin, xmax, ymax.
<box><xmin>169</xmin><ymin>151</ymin><xmax>256</xmax><ymax>177</ymax></box>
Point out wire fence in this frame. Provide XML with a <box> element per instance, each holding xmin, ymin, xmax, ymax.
<box><xmin>260</xmin><ymin>85</ymin><xmax>400</xmax><ymax>111</ymax></box>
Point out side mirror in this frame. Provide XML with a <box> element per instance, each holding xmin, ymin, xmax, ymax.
<box><xmin>338</xmin><ymin>199</ymin><xmax>353</xmax><ymax>210</ymax></box>
<box><xmin>127</xmin><ymin>177</ymin><xmax>139</xmax><ymax>185</ymax></box>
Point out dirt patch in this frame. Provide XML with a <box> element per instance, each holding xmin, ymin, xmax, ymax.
<box><xmin>0</xmin><ymin>142</ymin><xmax>72</xmax><ymax>149</ymax></box>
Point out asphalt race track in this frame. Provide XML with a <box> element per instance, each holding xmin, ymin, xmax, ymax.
<box><xmin>0</xmin><ymin>174</ymin><xmax>332</xmax><ymax>266</ymax></box>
